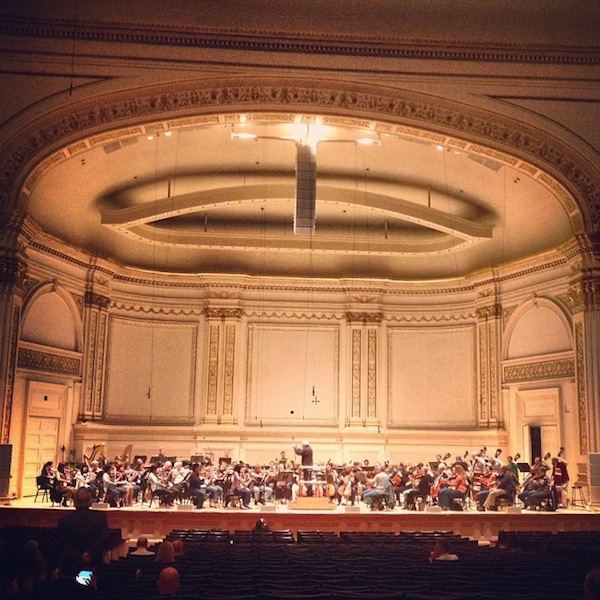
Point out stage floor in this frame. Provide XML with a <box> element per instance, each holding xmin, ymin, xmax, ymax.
<box><xmin>2</xmin><ymin>496</ymin><xmax>599</xmax><ymax>544</ymax></box>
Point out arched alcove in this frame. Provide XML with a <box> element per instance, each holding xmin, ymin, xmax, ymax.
<box><xmin>505</xmin><ymin>298</ymin><xmax>572</xmax><ymax>361</ymax></box>
<box><xmin>21</xmin><ymin>287</ymin><xmax>81</xmax><ymax>352</ymax></box>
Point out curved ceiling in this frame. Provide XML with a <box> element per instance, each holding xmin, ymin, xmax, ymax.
<box><xmin>24</xmin><ymin>112</ymin><xmax>574</xmax><ymax>281</ymax></box>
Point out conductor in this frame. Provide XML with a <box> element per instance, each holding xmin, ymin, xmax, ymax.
<box><xmin>294</xmin><ymin>440</ymin><xmax>314</xmax><ymax>496</ymax></box>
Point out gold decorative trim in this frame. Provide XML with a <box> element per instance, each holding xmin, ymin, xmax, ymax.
<box><xmin>351</xmin><ymin>329</ymin><xmax>361</xmax><ymax>418</ymax></box>
<box><xmin>345</xmin><ymin>312</ymin><xmax>383</xmax><ymax>324</ymax></box>
<box><xmin>223</xmin><ymin>324</ymin><xmax>235</xmax><ymax>416</ymax></box>
<box><xmin>84</xmin><ymin>291</ymin><xmax>110</xmax><ymax>309</ymax></box>
<box><xmin>475</xmin><ymin>304</ymin><xmax>502</xmax><ymax>320</ymax></box>
<box><xmin>478</xmin><ymin>323</ymin><xmax>488</xmax><ymax>422</ymax></box>
<box><xmin>575</xmin><ymin>323</ymin><xmax>588</xmax><ymax>454</ymax></box>
<box><xmin>17</xmin><ymin>347</ymin><xmax>81</xmax><ymax>376</ymax></box>
<box><xmin>4</xmin><ymin>79</ymin><xmax>594</xmax><ymax>232</ymax></box>
<box><xmin>206</xmin><ymin>324</ymin><xmax>219</xmax><ymax>415</ymax></box>
<box><xmin>503</xmin><ymin>358</ymin><xmax>575</xmax><ymax>383</ymax></box>
<box><xmin>367</xmin><ymin>329</ymin><xmax>377</xmax><ymax>419</ymax></box>
<box><xmin>2</xmin><ymin>15</ymin><xmax>599</xmax><ymax>65</ymax></box>
<box><xmin>204</xmin><ymin>307</ymin><xmax>243</xmax><ymax>320</ymax></box>
<box><xmin>1</xmin><ymin>307</ymin><xmax>19</xmax><ymax>444</ymax></box>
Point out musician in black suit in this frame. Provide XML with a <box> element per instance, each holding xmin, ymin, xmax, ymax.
<box><xmin>57</xmin><ymin>488</ymin><xmax>111</xmax><ymax>567</ymax></box>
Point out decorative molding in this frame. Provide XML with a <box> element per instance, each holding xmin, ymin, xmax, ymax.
<box><xmin>0</xmin><ymin>256</ymin><xmax>28</xmax><ymax>294</ymax></box>
<box><xmin>1</xmin><ymin>15</ymin><xmax>599</xmax><ymax>65</ymax></box>
<box><xmin>503</xmin><ymin>358</ymin><xmax>575</xmax><ymax>383</ymax></box>
<box><xmin>345</xmin><ymin>311</ymin><xmax>383</xmax><ymax>324</ymax></box>
<box><xmin>93</xmin><ymin>312</ymin><xmax>107</xmax><ymax>415</ymax></box>
<box><xmin>351</xmin><ymin>330</ymin><xmax>361</xmax><ymax>418</ymax></box>
<box><xmin>206</xmin><ymin>324</ymin><xmax>219</xmax><ymax>416</ymax></box>
<box><xmin>223</xmin><ymin>324</ymin><xmax>235</xmax><ymax>416</ymax></box>
<box><xmin>84</xmin><ymin>291</ymin><xmax>110</xmax><ymax>309</ymax></box>
<box><xmin>110</xmin><ymin>302</ymin><xmax>203</xmax><ymax>316</ymax></box>
<box><xmin>204</xmin><ymin>307</ymin><xmax>243</xmax><ymax>320</ymax></box>
<box><xmin>3</xmin><ymin>80</ymin><xmax>596</xmax><ymax>233</ymax></box>
<box><xmin>1</xmin><ymin>306</ymin><xmax>19</xmax><ymax>444</ymax></box>
<box><xmin>575</xmin><ymin>323</ymin><xmax>588</xmax><ymax>454</ymax></box>
<box><xmin>478</xmin><ymin>323</ymin><xmax>488</xmax><ymax>423</ymax></box>
<box><xmin>17</xmin><ymin>347</ymin><xmax>81</xmax><ymax>376</ymax></box>
<box><xmin>367</xmin><ymin>329</ymin><xmax>377</xmax><ymax>419</ymax></box>
<box><xmin>489</xmin><ymin>324</ymin><xmax>498</xmax><ymax>421</ymax></box>
<box><xmin>475</xmin><ymin>304</ymin><xmax>502</xmax><ymax>320</ymax></box>
<box><xmin>83</xmin><ymin>312</ymin><xmax>97</xmax><ymax>413</ymax></box>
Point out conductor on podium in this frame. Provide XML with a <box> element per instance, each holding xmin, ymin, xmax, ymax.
<box><xmin>294</xmin><ymin>440</ymin><xmax>314</xmax><ymax>496</ymax></box>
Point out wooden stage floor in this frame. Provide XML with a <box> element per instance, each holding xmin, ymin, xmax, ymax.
<box><xmin>1</xmin><ymin>497</ymin><xmax>599</xmax><ymax>543</ymax></box>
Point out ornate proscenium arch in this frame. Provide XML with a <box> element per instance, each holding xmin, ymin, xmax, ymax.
<box><xmin>1</xmin><ymin>79</ymin><xmax>598</xmax><ymax>238</ymax></box>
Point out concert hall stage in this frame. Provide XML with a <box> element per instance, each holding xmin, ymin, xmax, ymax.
<box><xmin>1</xmin><ymin>499</ymin><xmax>599</xmax><ymax>543</ymax></box>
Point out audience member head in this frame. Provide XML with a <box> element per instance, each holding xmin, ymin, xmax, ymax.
<box><xmin>171</xmin><ymin>539</ymin><xmax>184</xmax><ymax>557</ymax></box>
<box><xmin>157</xmin><ymin>566</ymin><xmax>180</xmax><ymax>596</ymax></box>
<box><xmin>73</xmin><ymin>487</ymin><xmax>93</xmax><ymax>509</ymax></box>
<box><xmin>136</xmin><ymin>536</ymin><xmax>150</xmax><ymax>550</ymax></box>
<box><xmin>585</xmin><ymin>567</ymin><xmax>600</xmax><ymax>600</ymax></box>
<box><xmin>155</xmin><ymin>540</ymin><xmax>175</xmax><ymax>563</ymax></box>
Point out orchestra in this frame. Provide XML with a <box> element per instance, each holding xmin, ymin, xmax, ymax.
<box><xmin>36</xmin><ymin>444</ymin><xmax>569</xmax><ymax>512</ymax></box>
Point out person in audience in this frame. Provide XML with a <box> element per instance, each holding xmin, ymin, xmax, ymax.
<box><xmin>252</xmin><ymin>518</ymin><xmax>272</xmax><ymax>533</ymax></box>
<box><xmin>157</xmin><ymin>566</ymin><xmax>180</xmax><ymax>596</ymax></box>
<box><xmin>131</xmin><ymin>536</ymin><xmax>155</xmax><ymax>556</ymax></box>
<box><xmin>57</xmin><ymin>487</ymin><xmax>111</xmax><ymax>567</ymax></box>
<box><xmin>429</xmin><ymin>539</ymin><xmax>459</xmax><ymax>561</ymax></box>
<box><xmin>18</xmin><ymin>539</ymin><xmax>48</xmax><ymax>593</ymax></box>
<box><xmin>155</xmin><ymin>540</ymin><xmax>175</xmax><ymax>564</ymax></box>
<box><xmin>37</xmin><ymin>549</ymin><xmax>97</xmax><ymax>597</ymax></box>
<box><xmin>585</xmin><ymin>567</ymin><xmax>600</xmax><ymax>600</ymax></box>
<box><xmin>171</xmin><ymin>539</ymin><xmax>184</xmax><ymax>557</ymax></box>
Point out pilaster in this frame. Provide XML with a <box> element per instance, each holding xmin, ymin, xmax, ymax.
<box><xmin>204</xmin><ymin>306</ymin><xmax>242</xmax><ymax>425</ymax></box>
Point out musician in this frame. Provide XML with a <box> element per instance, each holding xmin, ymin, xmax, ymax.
<box><xmin>404</xmin><ymin>465</ymin><xmax>432</xmax><ymax>510</ymax></box>
<box><xmin>390</xmin><ymin>463</ymin><xmax>411</xmax><ymax>504</ymax></box>
<box><xmin>437</xmin><ymin>464</ymin><xmax>468</xmax><ymax>510</ymax></box>
<box><xmin>551</xmin><ymin>455</ymin><xmax>569</xmax><ymax>508</ymax></box>
<box><xmin>505</xmin><ymin>455</ymin><xmax>520</xmax><ymax>481</ymax></box>
<box><xmin>294</xmin><ymin>440</ymin><xmax>314</xmax><ymax>496</ymax></box>
<box><xmin>39</xmin><ymin>461</ymin><xmax>55</xmax><ymax>491</ymax></box>
<box><xmin>169</xmin><ymin>460</ymin><xmax>191</xmax><ymax>502</ymax></box>
<box><xmin>187</xmin><ymin>462</ymin><xmax>207</xmax><ymax>508</ymax></box>
<box><xmin>477</xmin><ymin>465</ymin><xmax>517</xmax><ymax>511</ymax></box>
<box><xmin>361</xmin><ymin>464</ymin><xmax>391</xmax><ymax>509</ymax></box>
<box><xmin>101</xmin><ymin>462</ymin><xmax>127</xmax><ymax>507</ymax></box>
<box><xmin>519</xmin><ymin>465</ymin><xmax>552</xmax><ymax>509</ymax></box>
<box><xmin>53</xmin><ymin>462</ymin><xmax>77</xmax><ymax>507</ymax></box>
<box><xmin>430</xmin><ymin>463</ymin><xmax>451</xmax><ymax>504</ymax></box>
<box><xmin>231</xmin><ymin>463</ymin><xmax>252</xmax><ymax>508</ymax></box>
<box><xmin>274</xmin><ymin>462</ymin><xmax>293</xmax><ymax>503</ymax></box>
<box><xmin>146</xmin><ymin>463</ymin><xmax>177</xmax><ymax>507</ymax></box>
<box><xmin>250</xmin><ymin>464</ymin><xmax>273</xmax><ymax>505</ymax></box>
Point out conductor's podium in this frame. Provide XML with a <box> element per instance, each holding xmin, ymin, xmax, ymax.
<box><xmin>288</xmin><ymin>479</ymin><xmax>337</xmax><ymax>510</ymax></box>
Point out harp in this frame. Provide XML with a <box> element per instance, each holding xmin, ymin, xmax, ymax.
<box><xmin>115</xmin><ymin>444</ymin><xmax>133</xmax><ymax>463</ymax></box>
<box><xmin>83</xmin><ymin>443</ymin><xmax>106</xmax><ymax>468</ymax></box>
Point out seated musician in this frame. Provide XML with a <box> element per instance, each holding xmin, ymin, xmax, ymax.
<box><xmin>169</xmin><ymin>460</ymin><xmax>191</xmax><ymax>501</ymax></box>
<box><xmin>146</xmin><ymin>463</ymin><xmax>177</xmax><ymax>507</ymax></box>
<box><xmin>390</xmin><ymin>463</ymin><xmax>411</xmax><ymax>504</ymax></box>
<box><xmin>187</xmin><ymin>462</ymin><xmax>207</xmax><ymax>508</ymax></box>
<box><xmin>522</xmin><ymin>465</ymin><xmax>553</xmax><ymax>509</ymax></box>
<box><xmin>231</xmin><ymin>463</ymin><xmax>252</xmax><ymax>508</ymax></box>
<box><xmin>477</xmin><ymin>465</ymin><xmax>516</xmax><ymax>511</ymax></box>
<box><xmin>274</xmin><ymin>462</ymin><xmax>293</xmax><ymax>502</ymax></box>
<box><xmin>430</xmin><ymin>463</ymin><xmax>451</xmax><ymax>505</ymax></box>
<box><xmin>53</xmin><ymin>462</ymin><xmax>77</xmax><ymax>506</ymax></box>
<box><xmin>437</xmin><ymin>464</ymin><xmax>468</xmax><ymax>510</ymax></box>
<box><xmin>101</xmin><ymin>462</ymin><xmax>127</xmax><ymax>507</ymax></box>
<box><xmin>361</xmin><ymin>464</ymin><xmax>391</xmax><ymax>509</ymax></box>
<box><xmin>404</xmin><ymin>465</ymin><xmax>432</xmax><ymax>510</ymax></box>
<box><xmin>39</xmin><ymin>461</ymin><xmax>55</xmax><ymax>491</ymax></box>
<box><xmin>250</xmin><ymin>464</ymin><xmax>273</xmax><ymax>505</ymax></box>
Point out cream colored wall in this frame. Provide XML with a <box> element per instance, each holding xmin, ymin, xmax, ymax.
<box><xmin>7</xmin><ymin>237</ymin><xmax>584</xmax><ymax>496</ymax></box>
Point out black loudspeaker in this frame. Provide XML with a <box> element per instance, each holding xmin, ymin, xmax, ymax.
<box><xmin>0</xmin><ymin>444</ymin><xmax>11</xmax><ymax>497</ymax></box>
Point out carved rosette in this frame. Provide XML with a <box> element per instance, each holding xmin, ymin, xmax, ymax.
<box><xmin>575</xmin><ymin>322</ymin><xmax>589</xmax><ymax>454</ymax></box>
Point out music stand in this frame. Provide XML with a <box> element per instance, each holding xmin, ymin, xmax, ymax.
<box><xmin>517</xmin><ymin>462</ymin><xmax>530</xmax><ymax>473</ymax></box>
<box><xmin>134</xmin><ymin>455</ymin><xmax>147</xmax><ymax>464</ymax></box>
<box><xmin>190</xmin><ymin>454</ymin><xmax>204</xmax><ymax>463</ymax></box>
<box><xmin>149</xmin><ymin>455</ymin><xmax>160</xmax><ymax>465</ymax></box>
<box><xmin>219</xmin><ymin>456</ymin><xmax>232</xmax><ymax>465</ymax></box>
<box><xmin>429</xmin><ymin>461</ymin><xmax>442</xmax><ymax>471</ymax></box>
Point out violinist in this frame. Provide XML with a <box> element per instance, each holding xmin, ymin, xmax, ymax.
<box><xmin>437</xmin><ymin>464</ymin><xmax>468</xmax><ymax>510</ymax></box>
<box><xmin>477</xmin><ymin>465</ymin><xmax>516</xmax><ymax>511</ymax></box>
<box><xmin>53</xmin><ymin>462</ymin><xmax>76</xmax><ymax>507</ymax></box>
<box><xmin>39</xmin><ymin>461</ymin><xmax>55</xmax><ymax>493</ymax></box>
<box><xmin>404</xmin><ymin>465</ymin><xmax>432</xmax><ymax>510</ymax></box>
<box><xmin>250</xmin><ymin>464</ymin><xmax>273</xmax><ymax>505</ymax></box>
<box><xmin>430</xmin><ymin>463</ymin><xmax>451</xmax><ymax>504</ymax></box>
<box><xmin>390</xmin><ymin>463</ymin><xmax>411</xmax><ymax>504</ymax></box>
